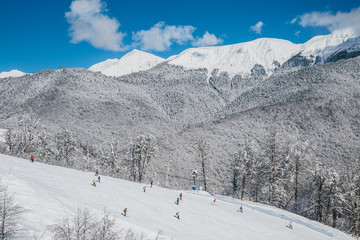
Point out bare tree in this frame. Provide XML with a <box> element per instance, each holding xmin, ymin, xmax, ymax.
<box><xmin>194</xmin><ymin>138</ymin><xmax>209</xmax><ymax>192</ymax></box>
<box><xmin>50</xmin><ymin>207</ymin><xmax>120</xmax><ymax>240</ymax></box>
<box><xmin>109</xmin><ymin>139</ymin><xmax>122</xmax><ymax>177</ymax></box>
<box><xmin>0</xmin><ymin>183</ymin><xmax>26</xmax><ymax>240</ymax></box>
<box><xmin>94</xmin><ymin>210</ymin><xmax>118</xmax><ymax>240</ymax></box>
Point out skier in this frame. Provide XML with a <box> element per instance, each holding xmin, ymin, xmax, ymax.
<box><xmin>150</xmin><ymin>180</ymin><xmax>153</xmax><ymax>188</ymax></box>
<box><xmin>238</xmin><ymin>206</ymin><xmax>243</xmax><ymax>213</ymax></box>
<box><xmin>180</xmin><ymin>193</ymin><xmax>183</xmax><ymax>200</ymax></box>
<box><xmin>92</xmin><ymin>179</ymin><xmax>96</xmax><ymax>187</ymax></box>
<box><xmin>30</xmin><ymin>155</ymin><xmax>34</xmax><ymax>163</ymax></box>
<box><xmin>143</xmin><ymin>186</ymin><xmax>146</xmax><ymax>192</ymax></box>
<box><xmin>123</xmin><ymin>208</ymin><xmax>128</xmax><ymax>217</ymax></box>
<box><xmin>176</xmin><ymin>197</ymin><xmax>179</xmax><ymax>205</ymax></box>
<box><xmin>212</xmin><ymin>199</ymin><xmax>216</xmax><ymax>204</ymax></box>
<box><xmin>95</xmin><ymin>169</ymin><xmax>99</xmax><ymax>176</ymax></box>
<box><xmin>175</xmin><ymin>212</ymin><xmax>180</xmax><ymax>219</ymax></box>
<box><xmin>98</xmin><ymin>176</ymin><xmax>101</xmax><ymax>183</ymax></box>
<box><xmin>286</xmin><ymin>221</ymin><xmax>293</xmax><ymax>229</ymax></box>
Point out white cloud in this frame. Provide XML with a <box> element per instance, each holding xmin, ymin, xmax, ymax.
<box><xmin>132</xmin><ymin>22</ymin><xmax>196</xmax><ymax>51</ymax></box>
<box><xmin>290</xmin><ymin>18</ymin><xmax>298</xmax><ymax>24</ymax></box>
<box><xmin>250</xmin><ymin>21</ymin><xmax>264</xmax><ymax>34</ymax></box>
<box><xmin>65</xmin><ymin>0</ymin><xmax>127</xmax><ymax>51</ymax></box>
<box><xmin>192</xmin><ymin>31</ymin><xmax>223</xmax><ymax>47</ymax></box>
<box><xmin>294</xmin><ymin>30</ymin><xmax>301</xmax><ymax>36</ymax></box>
<box><xmin>296</xmin><ymin>6</ymin><xmax>360</xmax><ymax>35</ymax></box>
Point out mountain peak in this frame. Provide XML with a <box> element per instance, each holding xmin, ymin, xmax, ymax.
<box><xmin>0</xmin><ymin>69</ymin><xmax>26</xmax><ymax>79</ymax></box>
<box><xmin>89</xmin><ymin>50</ymin><xmax>164</xmax><ymax>77</ymax></box>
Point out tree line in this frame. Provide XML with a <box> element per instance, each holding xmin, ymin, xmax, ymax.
<box><xmin>1</xmin><ymin>113</ymin><xmax>360</xmax><ymax>237</ymax></box>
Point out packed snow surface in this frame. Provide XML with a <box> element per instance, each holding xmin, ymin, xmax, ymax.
<box><xmin>0</xmin><ymin>69</ymin><xmax>26</xmax><ymax>78</ymax></box>
<box><xmin>89</xmin><ymin>49</ymin><xmax>164</xmax><ymax>77</ymax></box>
<box><xmin>0</xmin><ymin>154</ymin><xmax>353</xmax><ymax>240</ymax></box>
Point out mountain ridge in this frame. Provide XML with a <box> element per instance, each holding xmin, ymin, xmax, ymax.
<box><xmin>88</xmin><ymin>30</ymin><xmax>360</xmax><ymax>78</ymax></box>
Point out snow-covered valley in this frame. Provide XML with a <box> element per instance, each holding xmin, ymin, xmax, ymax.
<box><xmin>0</xmin><ymin>154</ymin><xmax>355</xmax><ymax>240</ymax></box>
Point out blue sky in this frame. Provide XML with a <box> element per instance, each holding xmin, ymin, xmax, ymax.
<box><xmin>1</xmin><ymin>0</ymin><xmax>359</xmax><ymax>73</ymax></box>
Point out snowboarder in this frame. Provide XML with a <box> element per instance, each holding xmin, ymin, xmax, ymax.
<box><xmin>176</xmin><ymin>197</ymin><xmax>179</xmax><ymax>205</ymax></box>
<box><xmin>98</xmin><ymin>176</ymin><xmax>101</xmax><ymax>183</ymax></box>
<box><xmin>238</xmin><ymin>206</ymin><xmax>243</xmax><ymax>213</ymax></box>
<box><xmin>143</xmin><ymin>186</ymin><xmax>146</xmax><ymax>192</ymax></box>
<box><xmin>286</xmin><ymin>221</ymin><xmax>293</xmax><ymax>229</ymax></box>
<box><xmin>92</xmin><ymin>179</ymin><xmax>96</xmax><ymax>187</ymax></box>
<box><xmin>180</xmin><ymin>193</ymin><xmax>183</xmax><ymax>200</ymax></box>
<box><xmin>123</xmin><ymin>208</ymin><xmax>127</xmax><ymax>216</ymax></box>
<box><xmin>30</xmin><ymin>155</ymin><xmax>34</xmax><ymax>163</ymax></box>
<box><xmin>95</xmin><ymin>169</ymin><xmax>99</xmax><ymax>176</ymax></box>
<box><xmin>175</xmin><ymin>212</ymin><xmax>180</xmax><ymax>219</ymax></box>
<box><xmin>150</xmin><ymin>180</ymin><xmax>153</xmax><ymax>188</ymax></box>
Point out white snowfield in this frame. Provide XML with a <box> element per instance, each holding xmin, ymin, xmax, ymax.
<box><xmin>0</xmin><ymin>69</ymin><xmax>26</xmax><ymax>79</ymax></box>
<box><xmin>89</xmin><ymin>49</ymin><xmax>165</xmax><ymax>77</ymax></box>
<box><xmin>0</xmin><ymin>154</ymin><xmax>354</xmax><ymax>240</ymax></box>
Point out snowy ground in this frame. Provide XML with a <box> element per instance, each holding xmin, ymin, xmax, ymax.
<box><xmin>0</xmin><ymin>154</ymin><xmax>355</xmax><ymax>240</ymax></box>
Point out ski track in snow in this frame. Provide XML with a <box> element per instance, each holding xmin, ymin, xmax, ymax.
<box><xmin>186</xmin><ymin>190</ymin><xmax>334</xmax><ymax>237</ymax></box>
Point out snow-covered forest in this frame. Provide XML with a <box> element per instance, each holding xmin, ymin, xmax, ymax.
<box><xmin>1</xmin><ymin>56</ymin><xmax>360</xmax><ymax>237</ymax></box>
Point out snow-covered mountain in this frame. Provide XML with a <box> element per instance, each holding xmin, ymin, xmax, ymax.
<box><xmin>168</xmin><ymin>38</ymin><xmax>301</xmax><ymax>77</ymax></box>
<box><xmin>89</xmin><ymin>49</ymin><xmax>165</xmax><ymax>77</ymax></box>
<box><xmin>0</xmin><ymin>69</ymin><xmax>26</xmax><ymax>78</ymax></box>
<box><xmin>168</xmin><ymin>30</ymin><xmax>358</xmax><ymax>77</ymax></box>
<box><xmin>0</xmin><ymin>154</ymin><xmax>354</xmax><ymax>240</ymax></box>
<box><xmin>89</xmin><ymin>31</ymin><xmax>359</xmax><ymax>78</ymax></box>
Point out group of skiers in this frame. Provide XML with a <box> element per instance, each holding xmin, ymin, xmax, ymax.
<box><xmin>81</xmin><ymin>164</ymin><xmax>292</xmax><ymax>229</ymax></box>
<box><xmin>91</xmin><ymin>169</ymin><xmax>101</xmax><ymax>187</ymax></box>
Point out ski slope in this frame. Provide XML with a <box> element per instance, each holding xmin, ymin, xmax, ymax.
<box><xmin>0</xmin><ymin>154</ymin><xmax>354</xmax><ymax>240</ymax></box>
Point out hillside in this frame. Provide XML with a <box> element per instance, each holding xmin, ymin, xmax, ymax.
<box><xmin>0</xmin><ymin>154</ymin><xmax>354</xmax><ymax>240</ymax></box>
<box><xmin>0</xmin><ymin>57</ymin><xmax>359</xmax><ymax>185</ymax></box>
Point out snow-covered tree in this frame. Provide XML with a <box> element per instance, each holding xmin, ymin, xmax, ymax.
<box><xmin>18</xmin><ymin>113</ymin><xmax>40</xmax><ymax>156</ymax></box>
<box><xmin>54</xmin><ymin>129</ymin><xmax>76</xmax><ymax>167</ymax></box>
<box><xmin>4</xmin><ymin>129</ymin><xmax>17</xmax><ymax>156</ymax></box>
<box><xmin>128</xmin><ymin>135</ymin><xmax>155</xmax><ymax>183</ymax></box>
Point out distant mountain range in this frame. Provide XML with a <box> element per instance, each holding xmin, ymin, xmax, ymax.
<box><xmin>88</xmin><ymin>30</ymin><xmax>360</xmax><ymax>77</ymax></box>
<box><xmin>2</xmin><ymin>30</ymin><xmax>359</xmax><ymax>79</ymax></box>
